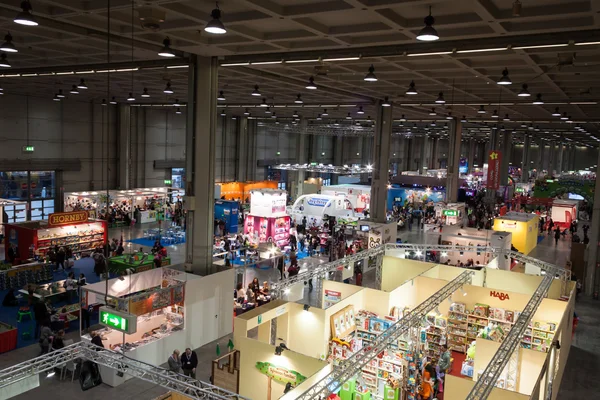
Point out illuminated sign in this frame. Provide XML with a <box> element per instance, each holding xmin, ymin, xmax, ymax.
<box><xmin>48</xmin><ymin>211</ymin><xmax>89</xmax><ymax>226</ymax></box>
<box><xmin>443</xmin><ymin>209</ymin><xmax>458</xmax><ymax>217</ymax></box>
<box><xmin>255</xmin><ymin>362</ymin><xmax>307</xmax><ymax>386</ymax></box>
<box><xmin>164</xmin><ymin>179</ymin><xmax>172</xmax><ymax>185</ymax></box>
<box><xmin>22</xmin><ymin>145</ymin><xmax>35</xmax><ymax>153</ymax></box>
<box><xmin>99</xmin><ymin>307</ymin><xmax>137</xmax><ymax>334</ymax></box>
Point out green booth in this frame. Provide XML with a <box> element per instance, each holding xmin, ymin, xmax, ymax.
<box><xmin>108</xmin><ymin>253</ymin><xmax>171</xmax><ymax>273</ymax></box>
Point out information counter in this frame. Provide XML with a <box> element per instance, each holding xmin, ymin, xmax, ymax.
<box><xmin>108</xmin><ymin>253</ymin><xmax>171</xmax><ymax>273</ymax></box>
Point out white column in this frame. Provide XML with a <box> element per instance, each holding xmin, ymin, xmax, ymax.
<box><xmin>446</xmin><ymin>118</ymin><xmax>462</xmax><ymax>203</ymax></box>
<box><xmin>521</xmin><ymin>134</ymin><xmax>531</xmax><ymax>183</ymax></box>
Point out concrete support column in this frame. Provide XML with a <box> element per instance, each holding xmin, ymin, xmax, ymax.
<box><xmin>236</xmin><ymin>117</ymin><xmax>248</xmax><ymax>181</ymax></box>
<box><xmin>468</xmin><ymin>139</ymin><xmax>476</xmax><ymax>174</ymax></box>
<box><xmin>548</xmin><ymin>142</ymin><xmax>556</xmax><ymax>175</ymax></box>
<box><xmin>446</xmin><ymin>118</ymin><xmax>462</xmax><ymax>203</ymax></box>
<box><xmin>537</xmin><ymin>141</ymin><xmax>545</xmax><ymax>177</ymax></box>
<box><xmin>117</xmin><ymin>105</ymin><xmax>132</xmax><ymax>189</ymax></box>
<box><xmin>429</xmin><ymin>137</ymin><xmax>438</xmax><ymax>169</ymax></box>
<box><xmin>521</xmin><ymin>135</ymin><xmax>531</xmax><ymax>183</ymax></box>
<box><xmin>500</xmin><ymin>131</ymin><xmax>512</xmax><ymax>189</ymax></box>
<box><xmin>331</xmin><ymin>136</ymin><xmax>343</xmax><ymax>185</ymax></box>
<box><xmin>246</xmin><ymin>119</ymin><xmax>258</xmax><ymax>181</ymax></box>
<box><xmin>185</xmin><ymin>55</ymin><xmax>218</xmax><ymax>275</ymax></box>
<box><xmin>585</xmin><ymin>149</ymin><xmax>600</xmax><ymax>295</ymax></box>
<box><xmin>360</xmin><ymin>136</ymin><xmax>372</xmax><ymax>182</ymax></box>
<box><xmin>557</xmin><ymin>142</ymin><xmax>565</xmax><ymax>175</ymax></box>
<box><xmin>369</xmin><ymin>101</ymin><xmax>393</xmax><ymax>223</ymax></box>
<box><xmin>405</xmin><ymin>138</ymin><xmax>413</xmax><ymax>171</ymax></box>
<box><xmin>293</xmin><ymin>126</ymin><xmax>308</xmax><ymax>198</ymax></box>
<box><xmin>419</xmin><ymin>135</ymin><xmax>427</xmax><ymax>175</ymax></box>
<box><xmin>571</xmin><ymin>145</ymin><xmax>576</xmax><ymax>171</ymax></box>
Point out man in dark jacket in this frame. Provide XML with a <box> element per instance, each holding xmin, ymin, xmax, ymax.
<box><xmin>33</xmin><ymin>299</ymin><xmax>49</xmax><ymax>339</ymax></box>
<box><xmin>181</xmin><ymin>347</ymin><xmax>198</xmax><ymax>378</ymax></box>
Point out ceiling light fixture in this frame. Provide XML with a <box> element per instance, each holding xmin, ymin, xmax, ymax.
<box><xmin>14</xmin><ymin>1</ymin><xmax>38</xmax><ymax>26</ymax></box>
<box><xmin>217</xmin><ymin>90</ymin><xmax>226</xmax><ymax>101</ymax></box>
<box><xmin>164</xmin><ymin>82</ymin><xmax>174</xmax><ymax>94</ymax></box>
<box><xmin>406</xmin><ymin>81</ymin><xmax>417</xmax><ymax>95</ymax></box>
<box><xmin>158</xmin><ymin>37</ymin><xmax>176</xmax><ymax>57</ymax></box>
<box><xmin>141</xmin><ymin>88</ymin><xmax>150</xmax><ymax>98</ymax></box>
<box><xmin>456</xmin><ymin>47</ymin><xmax>507</xmax><ymax>54</ymax></box>
<box><xmin>127</xmin><ymin>92</ymin><xmax>135</xmax><ymax>101</ymax></box>
<box><xmin>503</xmin><ymin>114</ymin><xmax>510</xmax><ymax>121</ymax></box>
<box><xmin>251</xmin><ymin>85</ymin><xmax>261</xmax><ymax>96</ymax></box>
<box><xmin>173</xmin><ymin>99</ymin><xmax>181</xmax><ymax>107</ymax></box>
<box><xmin>518</xmin><ymin>84</ymin><xmax>530</xmax><ymax>97</ymax></box>
<box><xmin>446</xmin><ymin>112</ymin><xmax>453</xmax><ymax>120</ymax></box>
<box><xmin>552</xmin><ymin>108</ymin><xmax>561</xmax><ymax>117</ymax></box>
<box><xmin>316</xmin><ymin>114</ymin><xmax>322</xmax><ymax>121</ymax></box>
<box><xmin>400</xmin><ymin>115</ymin><xmax>406</xmax><ymax>122</ymax></box>
<box><xmin>532</xmin><ymin>93</ymin><xmax>544</xmax><ymax>105</ymax></box>
<box><xmin>512</xmin><ymin>0</ymin><xmax>522</xmax><ymax>17</ymax></box>
<box><xmin>0</xmin><ymin>33</ymin><xmax>17</xmax><ymax>53</ymax></box>
<box><xmin>243</xmin><ymin>108</ymin><xmax>250</xmax><ymax>116</ymax></box>
<box><xmin>435</xmin><ymin>92</ymin><xmax>445</xmax><ymax>104</ymax></box>
<box><xmin>478</xmin><ymin>105</ymin><xmax>486</xmax><ymax>114</ymax></box>
<box><xmin>492</xmin><ymin>110</ymin><xmax>499</xmax><ymax>118</ymax></box>
<box><xmin>260</xmin><ymin>98</ymin><xmax>268</xmax><ymax>107</ymax></box>
<box><xmin>346</xmin><ymin>113</ymin><xmax>352</xmax><ymax>120</ymax></box>
<box><xmin>0</xmin><ymin>53</ymin><xmax>11</xmax><ymax>68</ymax></box>
<box><xmin>322</xmin><ymin>109</ymin><xmax>328</xmax><ymax>116</ymax></box>
<box><xmin>294</xmin><ymin>94</ymin><xmax>303</xmax><ymax>104</ymax></box>
<box><xmin>110</xmin><ymin>97</ymin><xmax>117</xmax><ymax>105</ymax></box>
<box><xmin>497</xmin><ymin>68</ymin><xmax>512</xmax><ymax>85</ymax></box>
<box><xmin>429</xmin><ymin>108</ymin><xmax>436</xmax><ymax>116</ymax></box>
<box><xmin>461</xmin><ymin>116</ymin><xmax>467</xmax><ymax>122</ymax></box>
<box><xmin>176</xmin><ymin>107</ymin><xmax>182</xmax><ymax>114</ymax></box>
<box><xmin>77</xmin><ymin>79</ymin><xmax>87</xmax><ymax>89</ymax></box>
<box><xmin>416</xmin><ymin>6</ymin><xmax>439</xmax><ymax>41</ymax></box>
<box><xmin>70</xmin><ymin>85</ymin><xmax>79</xmax><ymax>94</ymax></box>
<box><xmin>204</xmin><ymin>3</ymin><xmax>226</xmax><ymax>34</ymax></box>
<box><xmin>101</xmin><ymin>99</ymin><xmax>106</xmax><ymax>106</ymax></box>
<box><xmin>364</xmin><ymin>64</ymin><xmax>377</xmax><ymax>81</ymax></box>
<box><xmin>53</xmin><ymin>94</ymin><xmax>60</xmax><ymax>102</ymax></box>
<box><xmin>382</xmin><ymin>96</ymin><xmax>391</xmax><ymax>107</ymax></box>
<box><xmin>408</xmin><ymin>51</ymin><xmax>452</xmax><ymax>57</ymax></box>
<box><xmin>322</xmin><ymin>57</ymin><xmax>360</xmax><ymax>62</ymax></box>
<box><xmin>306</xmin><ymin>76</ymin><xmax>317</xmax><ymax>90</ymax></box>
<box><xmin>264</xmin><ymin>107</ymin><xmax>271</xmax><ymax>114</ymax></box>
<box><xmin>561</xmin><ymin>112</ymin><xmax>568</xmax><ymax>120</ymax></box>
<box><xmin>357</xmin><ymin>106</ymin><xmax>364</xmax><ymax>115</ymax></box>
<box><xmin>220</xmin><ymin>110</ymin><xmax>226</xmax><ymax>116</ymax></box>
<box><xmin>55</xmin><ymin>89</ymin><xmax>65</xmax><ymax>98</ymax></box>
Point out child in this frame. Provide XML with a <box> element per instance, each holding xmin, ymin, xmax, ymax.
<box><xmin>58</xmin><ymin>307</ymin><xmax>68</xmax><ymax>322</ymax></box>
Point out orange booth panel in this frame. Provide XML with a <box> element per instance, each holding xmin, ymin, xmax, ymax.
<box><xmin>217</xmin><ymin>181</ymin><xmax>279</xmax><ymax>201</ymax></box>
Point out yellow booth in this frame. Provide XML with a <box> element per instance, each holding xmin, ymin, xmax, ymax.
<box><xmin>493</xmin><ymin>212</ymin><xmax>539</xmax><ymax>255</ymax></box>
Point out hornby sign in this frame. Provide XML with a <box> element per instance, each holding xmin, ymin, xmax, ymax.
<box><xmin>48</xmin><ymin>211</ymin><xmax>89</xmax><ymax>226</ymax></box>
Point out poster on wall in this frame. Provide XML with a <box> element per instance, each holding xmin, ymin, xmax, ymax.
<box><xmin>459</xmin><ymin>158</ymin><xmax>469</xmax><ymax>174</ymax></box>
<box><xmin>255</xmin><ymin>362</ymin><xmax>307</xmax><ymax>386</ymax></box>
<box><xmin>128</xmin><ymin>285</ymin><xmax>185</xmax><ymax>316</ymax></box>
<box><xmin>324</xmin><ymin>289</ymin><xmax>342</xmax><ymax>308</ymax></box>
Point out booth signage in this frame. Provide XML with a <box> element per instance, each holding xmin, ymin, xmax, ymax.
<box><xmin>490</xmin><ymin>290</ymin><xmax>510</xmax><ymax>301</ymax></box>
<box><xmin>307</xmin><ymin>197</ymin><xmax>330</xmax><ymax>207</ymax></box>
<box><xmin>486</xmin><ymin>150</ymin><xmax>502</xmax><ymax>190</ymax></box>
<box><xmin>48</xmin><ymin>211</ymin><xmax>89</xmax><ymax>226</ymax></box>
<box><xmin>443</xmin><ymin>209</ymin><xmax>458</xmax><ymax>217</ymax></box>
<box><xmin>255</xmin><ymin>362</ymin><xmax>307</xmax><ymax>385</ymax></box>
<box><xmin>99</xmin><ymin>307</ymin><xmax>137</xmax><ymax>334</ymax></box>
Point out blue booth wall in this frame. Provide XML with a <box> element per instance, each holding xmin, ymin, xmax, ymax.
<box><xmin>215</xmin><ymin>200</ymin><xmax>239</xmax><ymax>234</ymax></box>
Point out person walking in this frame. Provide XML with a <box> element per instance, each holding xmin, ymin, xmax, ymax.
<box><xmin>39</xmin><ymin>321</ymin><xmax>52</xmax><ymax>355</ymax></box>
<box><xmin>64</xmin><ymin>272</ymin><xmax>77</xmax><ymax>303</ymax></box>
<box><xmin>554</xmin><ymin>226</ymin><xmax>561</xmax><ymax>245</ymax></box>
<box><xmin>181</xmin><ymin>347</ymin><xmax>198</xmax><ymax>378</ymax></box>
<box><xmin>56</xmin><ymin>246</ymin><xmax>66</xmax><ymax>271</ymax></box>
<box><xmin>33</xmin><ymin>298</ymin><xmax>49</xmax><ymax>339</ymax></box>
<box><xmin>168</xmin><ymin>349</ymin><xmax>182</xmax><ymax>373</ymax></box>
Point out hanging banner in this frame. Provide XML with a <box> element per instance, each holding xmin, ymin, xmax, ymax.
<box><xmin>486</xmin><ymin>150</ymin><xmax>502</xmax><ymax>190</ymax></box>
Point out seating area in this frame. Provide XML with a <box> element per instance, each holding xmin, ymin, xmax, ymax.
<box><xmin>144</xmin><ymin>227</ymin><xmax>186</xmax><ymax>245</ymax></box>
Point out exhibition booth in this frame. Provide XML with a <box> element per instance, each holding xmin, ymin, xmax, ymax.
<box><xmin>436</xmin><ymin>203</ymin><xmax>466</xmax><ymax>226</ymax></box>
<box><xmin>215</xmin><ymin>200</ymin><xmax>240</xmax><ymax>234</ymax></box>
<box><xmin>493</xmin><ymin>212</ymin><xmax>539</xmax><ymax>255</ymax></box>
<box><xmin>3</xmin><ymin>211</ymin><xmax>108</xmax><ymax>261</ymax></box>
<box><xmin>440</xmin><ymin>226</ymin><xmax>512</xmax><ymax>270</ymax></box>
<box><xmin>64</xmin><ymin>187</ymin><xmax>177</xmax><ymax>223</ymax></box>
<box><xmin>387</xmin><ymin>186</ymin><xmax>445</xmax><ymax>210</ymax></box>
<box><xmin>322</xmin><ymin>184</ymin><xmax>371</xmax><ymax>213</ymax></box>
<box><xmin>234</xmin><ymin>253</ymin><xmax>573</xmax><ymax>400</ymax></box>
<box><xmin>290</xmin><ymin>194</ymin><xmax>357</xmax><ymax>226</ymax></box>
<box><xmin>81</xmin><ymin>267</ymin><xmax>234</xmax><ymax>387</ymax></box>
<box><xmin>217</xmin><ymin>181</ymin><xmax>278</xmax><ymax>202</ymax></box>
<box><xmin>244</xmin><ymin>189</ymin><xmax>291</xmax><ymax>248</ymax></box>
<box><xmin>550</xmin><ymin>199</ymin><xmax>579</xmax><ymax>229</ymax></box>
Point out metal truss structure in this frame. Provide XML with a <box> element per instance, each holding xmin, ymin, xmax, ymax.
<box><xmin>0</xmin><ymin>342</ymin><xmax>249</xmax><ymax>400</ymax></box>
<box><xmin>271</xmin><ymin>163</ymin><xmax>373</xmax><ymax>174</ymax></box>
<box><xmin>291</xmin><ymin>270</ymin><xmax>474</xmax><ymax>400</ymax></box>
<box><xmin>467</xmin><ymin>274</ymin><xmax>554</xmax><ymax>399</ymax></box>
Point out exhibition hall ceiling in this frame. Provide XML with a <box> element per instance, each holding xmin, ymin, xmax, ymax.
<box><xmin>0</xmin><ymin>0</ymin><xmax>599</xmax><ymax>144</ymax></box>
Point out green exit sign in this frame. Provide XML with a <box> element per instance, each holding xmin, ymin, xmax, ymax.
<box><xmin>164</xmin><ymin>179</ymin><xmax>172</xmax><ymax>185</ymax></box>
<box><xmin>22</xmin><ymin>145</ymin><xmax>34</xmax><ymax>153</ymax></box>
<box><xmin>99</xmin><ymin>307</ymin><xmax>137</xmax><ymax>334</ymax></box>
<box><xmin>443</xmin><ymin>209</ymin><xmax>458</xmax><ymax>217</ymax></box>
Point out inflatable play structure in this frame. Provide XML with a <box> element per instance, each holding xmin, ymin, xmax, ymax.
<box><xmin>290</xmin><ymin>194</ymin><xmax>357</xmax><ymax>226</ymax></box>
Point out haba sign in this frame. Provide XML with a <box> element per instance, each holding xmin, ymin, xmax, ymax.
<box><xmin>490</xmin><ymin>290</ymin><xmax>510</xmax><ymax>301</ymax></box>
<box><xmin>255</xmin><ymin>362</ymin><xmax>307</xmax><ymax>386</ymax></box>
<box><xmin>48</xmin><ymin>211</ymin><xmax>89</xmax><ymax>226</ymax></box>
<box><xmin>486</xmin><ymin>150</ymin><xmax>503</xmax><ymax>190</ymax></box>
